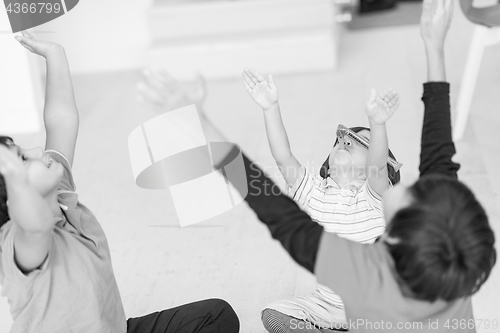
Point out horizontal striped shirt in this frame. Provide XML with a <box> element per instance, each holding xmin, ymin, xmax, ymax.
<box><xmin>266</xmin><ymin>167</ymin><xmax>389</xmax><ymax>327</ymax></box>
<box><xmin>289</xmin><ymin>166</ymin><xmax>385</xmax><ymax>243</ymax></box>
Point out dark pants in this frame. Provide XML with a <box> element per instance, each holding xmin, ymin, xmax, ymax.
<box><xmin>127</xmin><ymin>299</ymin><xmax>239</xmax><ymax>333</ymax></box>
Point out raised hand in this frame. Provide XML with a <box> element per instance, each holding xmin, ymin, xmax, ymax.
<box><xmin>242</xmin><ymin>68</ymin><xmax>278</xmax><ymax>110</ymax></box>
<box><xmin>137</xmin><ymin>69</ymin><xmax>206</xmax><ymax>112</ymax></box>
<box><xmin>421</xmin><ymin>0</ymin><xmax>454</xmax><ymax>48</ymax></box>
<box><xmin>14</xmin><ymin>30</ymin><xmax>63</xmax><ymax>58</ymax></box>
<box><xmin>365</xmin><ymin>88</ymin><xmax>401</xmax><ymax>125</ymax></box>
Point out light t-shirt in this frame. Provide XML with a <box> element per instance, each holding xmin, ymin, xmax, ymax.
<box><xmin>265</xmin><ymin>166</ymin><xmax>387</xmax><ymax>328</ymax></box>
<box><xmin>316</xmin><ymin>232</ymin><xmax>475</xmax><ymax>333</ymax></box>
<box><xmin>0</xmin><ymin>150</ymin><xmax>127</xmax><ymax>333</ymax></box>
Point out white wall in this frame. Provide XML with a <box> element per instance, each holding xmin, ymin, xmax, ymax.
<box><xmin>38</xmin><ymin>0</ymin><xmax>153</xmax><ymax>74</ymax></box>
<box><xmin>0</xmin><ymin>8</ymin><xmax>43</xmax><ymax>136</ymax></box>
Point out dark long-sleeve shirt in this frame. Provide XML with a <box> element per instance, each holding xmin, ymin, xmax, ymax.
<box><xmin>231</xmin><ymin>83</ymin><xmax>473</xmax><ymax>332</ymax></box>
<box><xmin>240</xmin><ymin>82</ymin><xmax>459</xmax><ymax>274</ymax></box>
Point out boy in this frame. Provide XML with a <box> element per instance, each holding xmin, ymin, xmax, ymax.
<box><xmin>0</xmin><ymin>31</ymin><xmax>239</xmax><ymax>333</ymax></box>
<box><xmin>219</xmin><ymin>0</ymin><xmax>495</xmax><ymax>331</ymax></box>
<box><xmin>242</xmin><ymin>45</ymin><xmax>402</xmax><ymax>333</ymax></box>
<box><xmin>136</xmin><ymin>2</ymin><xmax>496</xmax><ymax>330</ymax></box>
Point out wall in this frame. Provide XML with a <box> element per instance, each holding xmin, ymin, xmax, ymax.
<box><xmin>38</xmin><ymin>0</ymin><xmax>153</xmax><ymax>74</ymax></box>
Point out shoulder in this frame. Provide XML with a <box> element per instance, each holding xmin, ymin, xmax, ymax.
<box><xmin>360</xmin><ymin>180</ymin><xmax>384</xmax><ymax>212</ymax></box>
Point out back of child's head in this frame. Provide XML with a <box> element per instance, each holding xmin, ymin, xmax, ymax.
<box><xmin>319</xmin><ymin>126</ymin><xmax>401</xmax><ymax>185</ymax></box>
<box><xmin>0</xmin><ymin>136</ymin><xmax>13</xmax><ymax>229</ymax></box>
<box><xmin>386</xmin><ymin>174</ymin><xmax>496</xmax><ymax>302</ymax></box>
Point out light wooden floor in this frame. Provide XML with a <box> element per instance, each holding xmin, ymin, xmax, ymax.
<box><xmin>1</xmin><ymin>9</ymin><xmax>499</xmax><ymax>333</ymax></box>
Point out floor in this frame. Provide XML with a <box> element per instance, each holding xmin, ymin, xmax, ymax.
<box><xmin>1</xmin><ymin>8</ymin><xmax>499</xmax><ymax>333</ymax></box>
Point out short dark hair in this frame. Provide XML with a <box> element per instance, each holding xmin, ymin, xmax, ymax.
<box><xmin>386</xmin><ymin>174</ymin><xmax>496</xmax><ymax>302</ymax></box>
<box><xmin>0</xmin><ymin>135</ymin><xmax>14</xmax><ymax>229</ymax></box>
<box><xmin>319</xmin><ymin>126</ymin><xmax>401</xmax><ymax>185</ymax></box>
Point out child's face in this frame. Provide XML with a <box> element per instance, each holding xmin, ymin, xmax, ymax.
<box><xmin>12</xmin><ymin>146</ymin><xmax>63</xmax><ymax>196</ymax></box>
<box><xmin>328</xmin><ymin>130</ymin><xmax>370</xmax><ymax>178</ymax></box>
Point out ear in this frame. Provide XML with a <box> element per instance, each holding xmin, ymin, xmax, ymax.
<box><xmin>320</xmin><ymin>155</ymin><xmax>330</xmax><ymax>179</ymax></box>
<box><xmin>383</xmin><ymin>234</ymin><xmax>400</xmax><ymax>245</ymax></box>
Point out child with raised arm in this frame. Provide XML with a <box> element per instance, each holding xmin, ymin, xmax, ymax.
<box><xmin>0</xmin><ymin>31</ymin><xmax>239</xmax><ymax>333</ymax></box>
<box><xmin>242</xmin><ymin>69</ymin><xmax>401</xmax><ymax>330</ymax></box>
<box><xmin>223</xmin><ymin>0</ymin><xmax>495</xmax><ymax>331</ymax></box>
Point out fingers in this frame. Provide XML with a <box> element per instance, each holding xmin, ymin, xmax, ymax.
<box><xmin>392</xmin><ymin>99</ymin><xmax>402</xmax><ymax>111</ymax></box>
<box><xmin>268</xmin><ymin>74</ymin><xmax>276</xmax><ymax>91</ymax></box>
<box><xmin>422</xmin><ymin>0</ymin><xmax>432</xmax><ymax>10</ymax></box>
<box><xmin>242</xmin><ymin>68</ymin><xmax>277</xmax><ymax>94</ymax></box>
<box><xmin>421</xmin><ymin>0</ymin><xmax>431</xmax><ymax>15</ymax></box>
<box><xmin>249</xmin><ymin>68</ymin><xmax>266</xmax><ymax>82</ymax></box>
<box><xmin>421</xmin><ymin>0</ymin><xmax>436</xmax><ymax>21</ymax></box>
<box><xmin>136</xmin><ymin>81</ymin><xmax>164</xmax><ymax>107</ymax></box>
<box><xmin>14</xmin><ymin>35</ymin><xmax>36</xmax><ymax>53</ymax></box>
<box><xmin>436</xmin><ymin>0</ymin><xmax>443</xmax><ymax>14</ymax></box>
<box><xmin>242</xmin><ymin>71</ymin><xmax>256</xmax><ymax>89</ymax></box>
<box><xmin>21</xmin><ymin>30</ymin><xmax>30</xmax><ymax>39</ymax></box>
<box><xmin>445</xmin><ymin>0</ymin><xmax>454</xmax><ymax>15</ymax></box>
<box><xmin>381</xmin><ymin>88</ymin><xmax>399</xmax><ymax>106</ymax></box>
<box><xmin>243</xmin><ymin>68</ymin><xmax>259</xmax><ymax>85</ymax></box>
<box><xmin>21</xmin><ymin>30</ymin><xmax>36</xmax><ymax>40</ymax></box>
<box><xmin>367</xmin><ymin>88</ymin><xmax>377</xmax><ymax>105</ymax></box>
<box><xmin>143</xmin><ymin>69</ymin><xmax>171</xmax><ymax>92</ymax></box>
<box><xmin>242</xmin><ymin>80</ymin><xmax>253</xmax><ymax>95</ymax></box>
<box><xmin>143</xmin><ymin>69</ymin><xmax>177</xmax><ymax>89</ymax></box>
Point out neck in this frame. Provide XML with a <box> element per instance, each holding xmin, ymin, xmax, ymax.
<box><xmin>45</xmin><ymin>191</ymin><xmax>63</xmax><ymax>219</ymax></box>
<box><xmin>328</xmin><ymin>166</ymin><xmax>363</xmax><ymax>187</ymax></box>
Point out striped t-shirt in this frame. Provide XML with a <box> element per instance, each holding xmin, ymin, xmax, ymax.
<box><xmin>289</xmin><ymin>166</ymin><xmax>385</xmax><ymax>243</ymax></box>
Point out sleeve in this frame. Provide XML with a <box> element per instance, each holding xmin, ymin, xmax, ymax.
<box><xmin>363</xmin><ymin>180</ymin><xmax>384</xmax><ymax>214</ymax></box>
<box><xmin>45</xmin><ymin>150</ymin><xmax>76</xmax><ymax>192</ymax></box>
<box><xmin>238</xmin><ymin>154</ymin><xmax>324</xmax><ymax>273</ymax></box>
<box><xmin>288</xmin><ymin>166</ymin><xmax>315</xmax><ymax>211</ymax></box>
<box><xmin>419</xmin><ymin>83</ymin><xmax>460</xmax><ymax>179</ymax></box>
<box><xmin>0</xmin><ymin>223</ymin><xmax>48</xmax><ymax>284</ymax></box>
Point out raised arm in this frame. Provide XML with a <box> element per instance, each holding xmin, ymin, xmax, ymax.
<box><xmin>15</xmin><ymin>31</ymin><xmax>79</xmax><ymax>166</ymax></box>
<box><xmin>242</xmin><ymin>68</ymin><xmax>301</xmax><ymax>187</ymax></box>
<box><xmin>0</xmin><ymin>146</ymin><xmax>54</xmax><ymax>273</ymax></box>
<box><xmin>365</xmin><ymin>88</ymin><xmax>400</xmax><ymax>195</ymax></box>
<box><xmin>419</xmin><ymin>0</ymin><xmax>460</xmax><ymax>179</ymax></box>
<box><xmin>216</xmin><ymin>151</ymin><xmax>323</xmax><ymax>272</ymax></box>
<box><xmin>460</xmin><ymin>0</ymin><xmax>500</xmax><ymax>27</ymax></box>
<box><xmin>136</xmin><ymin>69</ymin><xmax>323</xmax><ymax>271</ymax></box>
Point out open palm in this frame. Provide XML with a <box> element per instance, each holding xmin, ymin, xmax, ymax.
<box><xmin>137</xmin><ymin>69</ymin><xmax>206</xmax><ymax>113</ymax></box>
<box><xmin>15</xmin><ymin>30</ymin><xmax>61</xmax><ymax>58</ymax></box>
<box><xmin>366</xmin><ymin>88</ymin><xmax>401</xmax><ymax>124</ymax></box>
<box><xmin>242</xmin><ymin>68</ymin><xmax>278</xmax><ymax>110</ymax></box>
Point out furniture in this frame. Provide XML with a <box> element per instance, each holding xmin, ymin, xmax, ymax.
<box><xmin>146</xmin><ymin>0</ymin><xmax>351</xmax><ymax>80</ymax></box>
<box><xmin>454</xmin><ymin>1</ymin><xmax>500</xmax><ymax>140</ymax></box>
